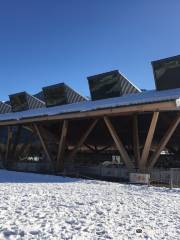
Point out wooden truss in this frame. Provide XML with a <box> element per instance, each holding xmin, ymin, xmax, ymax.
<box><xmin>2</xmin><ymin>109</ymin><xmax>179</xmax><ymax>173</ymax></box>
<box><xmin>137</xmin><ymin>113</ymin><xmax>180</xmax><ymax>172</ymax></box>
<box><xmin>148</xmin><ymin>115</ymin><xmax>180</xmax><ymax>170</ymax></box>
<box><xmin>33</xmin><ymin>123</ymin><xmax>54</xmax><ymax>170</ymax></box>
<box><xmin>104</xmin><ymin>116</ymin><xmax>135</xmax><ymax>170</ymax></box>
<box><xmin>68</xmin><ymin>119</ymin><xmax>98</xmax><ymax>163</ymax></box>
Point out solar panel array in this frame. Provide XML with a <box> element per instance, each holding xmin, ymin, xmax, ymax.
<box><xmin>1</xmin><ymin>56</ymin><xmax>179</xmax><ymax>114</ymax></box>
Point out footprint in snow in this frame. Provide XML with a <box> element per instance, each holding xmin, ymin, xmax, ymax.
<box><xmin>75</xmin><ymin>201</ymin><xmax>84</xmax><ymax>205</ymax></box>
<box><xmin>3</xmin><ymin>229</ymin><xmax>17</xmax><ymax>237</ymax></box>
<box><xmin>29</xmin><ymin>230</ymin><xmax>40</xmax><ymax>235</ymax></box>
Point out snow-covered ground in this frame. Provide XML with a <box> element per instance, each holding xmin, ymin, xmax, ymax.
<box><xmin>0</xmin><ymin>170</ymin><xmax>179</xmax><ymax>240</ymax></box>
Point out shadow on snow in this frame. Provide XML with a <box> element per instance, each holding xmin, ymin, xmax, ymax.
<box><xmin>0</xmin><ymin>170</ymin><xmax>82</xmax><ymax>183</ymax></box>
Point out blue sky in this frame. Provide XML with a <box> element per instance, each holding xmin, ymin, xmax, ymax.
<box><xmin>0</xmin><ymin>0</ymin><xmax>180</xmax><ymax>100</ymax></box>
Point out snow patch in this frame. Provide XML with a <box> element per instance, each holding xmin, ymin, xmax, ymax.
<box><xmin>0</xmin><ymin>170</ymin><xmax>179</xmax><ymax>239</ymax></box>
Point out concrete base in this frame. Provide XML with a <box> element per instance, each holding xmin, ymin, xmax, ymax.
<box><xmin>129</xmin><ymin>173</ymin><xmax>150</xmax><ymax>184</ymax></box>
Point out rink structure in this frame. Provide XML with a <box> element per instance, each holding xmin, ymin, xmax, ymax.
<box><xmin>0</xmin><ymin>55</ymin><xmax>179</xmax><ymax>182</ymax></box>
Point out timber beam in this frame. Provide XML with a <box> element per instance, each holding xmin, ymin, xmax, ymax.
<box><xmin>133</xmin><ymin>114</ymin><xmax>140</xmax><ymax>167</ymax></box>
<box><xmin>0</xmin><ymin>101</ymin><xmax>177</xmax><ymax>126</ymax></box>
<box><xmin>139</xmin><ymin>112</ymin><xmax>159</xmax><ymax>171</ymax></box>
<box><xmin>104</xmin><ymin>116</ymin><xmax>135</xmax><ymax>170</ymax></box>
<box><xmin>148</xmin><ymin>115</ymin><xmax>180</xmax><ymax>170</ymax></box>
<box><xmin>33</xmin><ymin>123</ymin><xmax>54</xmax><ymax>170</ymax></box>
<box><xmin>56</xmin><ymin>120</ymin><xmax>68</xmax><ymax>171</ymax></box>
<box><xmin>5</xmin><ymin>126</ymin><xmax>13</xmax><ymax>161</ymax></box>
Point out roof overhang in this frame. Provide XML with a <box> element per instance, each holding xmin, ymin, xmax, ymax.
<box><xmin>0</xmin><ymin>99</ymin><xmax>179</xmax><ymax>126</ymax></box>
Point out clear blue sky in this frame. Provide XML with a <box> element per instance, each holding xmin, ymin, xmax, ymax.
<box><xmin>0</xmin><ymin>0</ymin><xmax>180</xmax><ymax>100</ymax></box>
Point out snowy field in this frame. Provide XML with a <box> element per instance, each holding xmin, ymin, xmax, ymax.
<box><xmin>0</xmin><ymin>170</ymin><xmax>179</xmax><ymax>240</ymax></box>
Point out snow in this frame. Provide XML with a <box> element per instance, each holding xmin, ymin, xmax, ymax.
<box><xmin>0</xmin><ymin>87</ymin><xmax>180</xmax><ymax>122</ymax></box>
<box><xmin>0</xmin><ymin>170</ymin><xmax>179</xmax><ymax>240</ymax></box>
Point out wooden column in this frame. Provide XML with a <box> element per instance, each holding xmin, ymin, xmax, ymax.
<box><xmin>133</xmin><ymin>114</ymin><xmax>140</xmax><ymax>167</ymax></box>
<box><xmin>68</xmin><ymin>119</ymin><xmax>98</xmax><ymax>162</ymax></box>
<box><xmin>33</xmin><ymin>123</ymin><xmax>53</xmax><ymax>169</ymax></box>
<box><xmin>104</xmin><ymin>116</ymin><xmax>134</xmax><ymax>170</ymax></box>
<box><xmin>148</xmin><ymin>115</ymin><xmax>180</xmax><ymax>170</ymax></box>
<box><xmin>56</xmin><ymin>120</ymin><xmax>68</xmax><ymax>171</ymax></box>
<box><xmin>139</xmin><ymin>112</ymin><xmax>159</xmax><ymax>171</ymax></box>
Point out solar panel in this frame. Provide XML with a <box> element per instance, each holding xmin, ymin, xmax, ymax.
<box><xmin>9</xmin><ymin>92</ymin><xmax>45</xmax><ymax>112</ymax></box>
<box><xmin>88</xmin><ymin>70</ymin><xmax>140</xmax><ymax>100</ymax></box>
<box><xmin>152</xmin><ymin>55</ymin><xmax>180</xmax><ymax>90</ymax></box>
<box><xmin>42</xmin><ymin>83</ymin><xmax>86</xmax><ymax>107</ymax></box>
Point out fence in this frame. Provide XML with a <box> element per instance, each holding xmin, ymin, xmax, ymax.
<box><xmin>150</xmin><ymin>168</ymin><xmax>180</xmax><ymax>188</ymax></box>
<box><xmin>0</xmin><ymin>160</ymin><xmax>180</xmax><ymax>188</ymax></box>
<box><xmin>67</xmin><ymin>165</ymin><xmax>180</xmax><ymax>188</ymax></box>
<box><xmin>65</xmin><ymin>165</ymin><xmax>129</xmax><ymax>181</ymax></box>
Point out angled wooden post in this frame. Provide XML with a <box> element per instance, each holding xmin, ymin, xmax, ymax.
<box><xmin>33</xmin><ymin>123</ymin><xmax>54</xmax><ymax>169</ymax></box>
<box><xmin>68</xmin><ymin>119</ymin><xmax>98</xmax><ymax>162</ymax></box>
<box><xmin>104</xmin><ymin>116</ymin><xmax>134</xmax><ymax>170</ymax></box>
<box><xmin>148</xmin><ymin>115</ymin><xmax>180</xmax><ymax>170</ymax></box>
<box><xmin>56</xmin><ymin>120</ymin><xmax>68</xmax><ymax>171</ymax></box>
<box><xmin>133</xmin><ymin>114</ymin><xmax>140</xmax><ymax>167</ymax></box>
<box><xmin>139</xmin><ymin>112</ymin><xmax>159</xmax><ymax>171</ymax></box>
<box><xmin>5</xmin><ymin>126</ymin><xmax>13</xmax><ymax>161</ymax></box>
